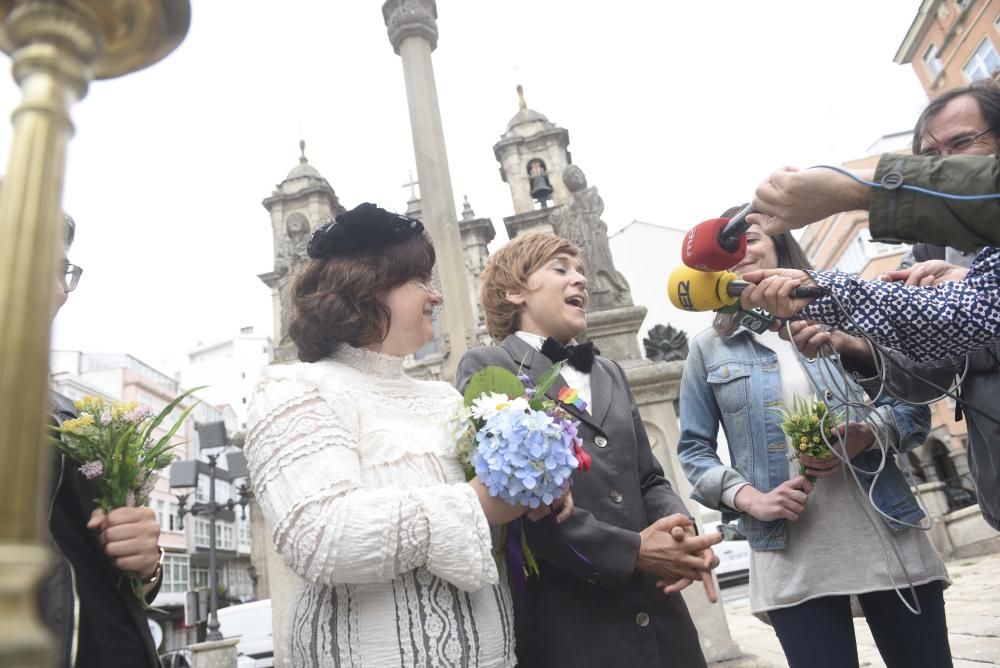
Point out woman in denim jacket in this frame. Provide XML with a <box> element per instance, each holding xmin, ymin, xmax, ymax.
<box><xmin>677</xmin><ymin>216</ymin><xmax>951</xmax><ymax>668</ymax></box>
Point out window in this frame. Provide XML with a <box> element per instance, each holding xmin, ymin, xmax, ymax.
<box><xmin>834</xmin><ymin>228</ymin><xmax>899</xmax><ymax>275</ymax></box>
<box><xmin>154</xmin><ymin>499</ymin><xmax>166</xmax><ymax>529</ymax></box>
<box><xmin>191</xmin><ymin>566</ymin><xmax>210</xmax><ymax>589</ymax></box>
<box><xmin>162</xmin><ymin>553</ymin><xmax>190</xmax><ymax>594</ymax></box>
<box><xmin>238</xmin><ymin>510</ymin><xmax>251</xmax><ymax>550</ymax></box>
<box><xmin>963</xmin><ymin>37</ymin><xmax>1000</xmax><ymax>82</ymax></box>
<box><xmin>195</xmin><ymin>517</ymin><xmax>236</xmax><ymax>550</ymax></box>
<box><xmin>169</xmin><ymin>502</ymin><xmax>181</xmax><ymax>532</ymax></box>
<box><xmin>196</xmin><ymin>475</ymin><xmax>210</xmax><ymax>503</ymax></box>
<box><xmin>219</xmin><ymin>523</ymin><xmax>236</xmax><ymax>551</ymax></box>
<box><xmin>194</xmin><ymin>517</ymin><xmax>211</xmax><ymax>548</ymax></box>
<box><xmin>923</xmin><ymin>43</ymin><xmax>943</xmax><ymax>77</ymax></box>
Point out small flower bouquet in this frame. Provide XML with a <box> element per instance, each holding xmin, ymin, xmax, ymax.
<box><xmin>455</xmin><ymin>362</ymin><xmax>590</xmax><ymax>581</ymax></box>
<box><xmin>776</xmin><ymin>395</ymin><xmax>843</xmax><ymax>483</ymax></box>
<box><xmin>51</xmin><ymin>388</ymin><xmax>202</xmax><ymax>604</ymax></box>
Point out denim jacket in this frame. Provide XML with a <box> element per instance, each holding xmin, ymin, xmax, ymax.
<box><xmin>678</xmin><ymin>328</ymin><xmax>931</xmax><ymax>551</ymax></box>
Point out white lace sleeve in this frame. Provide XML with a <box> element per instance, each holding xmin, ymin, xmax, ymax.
<box><xmin>245</xmin><ymin>378</ymin><xmax>497</xmax><ymax>592</ymax></box>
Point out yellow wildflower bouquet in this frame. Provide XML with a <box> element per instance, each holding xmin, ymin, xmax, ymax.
<box><xmin>54</xmin><ymin>389</ymin><xmax>201</xmax><ymax>511</ymax></box>
<box><xmin>776</xmin><ymin>395</ymin><xmax>843</xmax><ymax>483</ymax></box>
<box><xmin>52</xmin><ymin>388</ymin><xmax>201</xmax><ymax>604</ymax></box>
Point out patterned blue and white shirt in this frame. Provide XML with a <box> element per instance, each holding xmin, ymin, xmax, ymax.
<box><xmin>801</xmin><ymin>246</ymin><xmax>1000</xmax><ymax>362</ymax></box>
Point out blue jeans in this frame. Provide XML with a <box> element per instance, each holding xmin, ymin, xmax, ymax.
<box><xmin>768</xmin><ymin>581</ymin><xmax>952</xmax><ymax>668</ymax></box>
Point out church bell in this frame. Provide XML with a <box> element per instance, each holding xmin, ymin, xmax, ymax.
<box><xmin>529</xmin><ymin>173</ymin><xmax>554</xmax><ymax>202</ymax></box>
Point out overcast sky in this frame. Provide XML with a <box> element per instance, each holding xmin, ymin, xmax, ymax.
<box><xmin>0</xmin><ymin>0</ymin><xmax>927</xmax><ymax>374</ymax></box>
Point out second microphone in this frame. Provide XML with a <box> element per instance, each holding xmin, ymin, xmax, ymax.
<box><xmin>668</xmin><ymin>266</ymin><xmax>826</xmax><ymax>313</ymax></box>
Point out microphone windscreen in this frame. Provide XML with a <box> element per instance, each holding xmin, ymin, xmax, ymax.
<box><xmin>681</xmin><ymin>217</ymin><xmax>748</xmax><ymax>272</ymax></box>
<box><xmin>667</xmin><ymin>266</ymin><xmax>739</xmax><ymax>312</ymax></box>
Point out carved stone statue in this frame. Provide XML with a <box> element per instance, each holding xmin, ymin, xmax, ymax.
<box><xmin>643</xmin><ymin>324</ymin><xmax>689</xmax><ymax>362</ymax></box>
<box><xmin>276</xmin><ymin>212</ymin><xmax>313</xmax><ymax>345</ymax></box>
<box><xmin>550</xmin><ymin>165</ymin><xmax>631</xmax><ymax>312</ymax></box>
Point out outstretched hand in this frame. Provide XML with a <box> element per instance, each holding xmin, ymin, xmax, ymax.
<box><xmin>779</xmin><ymin>319</ymin><xmax>871</xmax><ymax>363</ymax></box>
<box><xmin>739</xmin><ymin>269</ymin><xmax>820</xmax><ymax>318</ymax></box>
<box><xmin>748</xmin><ymin>166</ymin><xmax>871</xmax><ymax>235</ymax></box>
<box><xmin>881</xmin><ymin>259</ymin><xmax>969</xmax><ymax>287</ymax></box>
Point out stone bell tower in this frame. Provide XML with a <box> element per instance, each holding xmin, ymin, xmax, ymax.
<box><xmin>259</xmin><ymin>141</ymin><xmax>345</xmax><ymax>363</ymax></box>
<box><xmin>492</xmin><ymin>85</ymin><xmax>572</xmax><ymax>239</ymax></box>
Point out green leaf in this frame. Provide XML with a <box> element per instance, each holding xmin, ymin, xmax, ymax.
<box><xmin>533</xmin><ymin>360</ymin><xmax>566</xmax><ymax>400</ymax></box>
<box><xmin>142</xmin><ymin>398</ymin><xmax>202</xmax><ymax>469</ymax></box>
<box><xmin>463</xmin><ymin>367</ymin><xmax>524</xmax><ymax>406</ymax></box>
<box><xmin>139</xmin><ymin>386</ymin><xmax>206</xmax><ymax>445</ymax></box>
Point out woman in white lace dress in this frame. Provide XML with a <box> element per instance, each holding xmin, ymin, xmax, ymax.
<box><xmin>246</xmin><ymin>203</ymin><xmax>569</xmax><ymax>667</ymax></box>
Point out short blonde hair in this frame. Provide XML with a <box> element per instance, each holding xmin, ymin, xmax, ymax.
<box><xmin>479</xmin><ymin>232</ymin><xmax>582</xmax><ymax>341</ymax></box>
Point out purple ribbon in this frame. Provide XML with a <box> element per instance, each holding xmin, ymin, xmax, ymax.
<box><xmin>506</xmin><ymin>519</ymin><xmax>527</xmax><ymax>596</ymax></box>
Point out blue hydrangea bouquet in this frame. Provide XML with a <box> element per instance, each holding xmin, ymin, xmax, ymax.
<box><xmin>455</xmin><ymin>363</ymin><xmax>590</xmax><ymax>582</ymax></box>
<box><xmin>457</xmin><ymin>363</ymin><xmax>589</xmax><ymax>507</ymax></box>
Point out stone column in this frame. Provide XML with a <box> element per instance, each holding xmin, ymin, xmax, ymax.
<box><xmin>382</xmin><ymin>0</ymin><xmax>477</xmax><ymax>381</ymax></box>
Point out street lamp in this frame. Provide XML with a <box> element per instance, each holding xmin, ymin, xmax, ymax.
<box><xmin>169</xmin><ymin>421</ymin><xmax>250</xmax><ymax>642</ymax></box>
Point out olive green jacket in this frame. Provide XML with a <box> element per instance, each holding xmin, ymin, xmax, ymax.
<box><xmin>871</xmin><ymin>153</ymin><xmax>1000</xmax><ymax>251</ymax></box>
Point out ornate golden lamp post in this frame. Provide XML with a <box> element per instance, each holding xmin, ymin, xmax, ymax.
<box><xmin>0</xmin><ymin>2</ymin><xmax>189</xmax><ymax>664</ymax></box>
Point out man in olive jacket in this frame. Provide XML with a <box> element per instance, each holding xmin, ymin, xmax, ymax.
<box><xmin>457</xmin><ymin>233</ymin><xmax>721</xmax><ymax>668</ymax></box>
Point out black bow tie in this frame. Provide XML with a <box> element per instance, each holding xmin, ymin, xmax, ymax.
<box><xmin>540</xmin><ymin>337</ymin><xmax>600</xmax><ymax>373</ymax></box>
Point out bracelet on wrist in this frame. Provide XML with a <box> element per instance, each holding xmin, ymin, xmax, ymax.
<box><xmin>140</xmin><ymin>547</ymin><xmax>165</xmax><ymax>585</ymax></box>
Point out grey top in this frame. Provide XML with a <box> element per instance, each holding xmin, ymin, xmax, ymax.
<box><xmin>749</xmin><ymin>331</ymin><xmax>948</xmax><ymax>613</ymax></box>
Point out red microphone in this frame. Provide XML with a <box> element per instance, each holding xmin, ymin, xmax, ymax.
<box><xmin>681</xmin><ymin>204</ymin><xmax>754</xmax><ymax>272</ymax></box>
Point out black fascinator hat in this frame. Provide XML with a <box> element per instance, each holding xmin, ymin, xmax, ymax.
<box><xmin>307</xmin><ymin>202</ymin><xmax>424</xmax><ymax>259</ymax></box>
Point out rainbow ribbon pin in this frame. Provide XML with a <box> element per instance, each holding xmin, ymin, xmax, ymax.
<box><xmin>558</xmin><ymin>386</ymin><xmax>588</xmax><ymax>412</ymax></box>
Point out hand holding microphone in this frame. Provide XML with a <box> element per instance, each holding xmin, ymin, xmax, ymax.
<box><xmin>737</xmin><ymin>268</ymin><xmax>825</xmax><ymax>318</ymax></box>
<box><xmin>667</xmin><ymin>266</ymin><xmax>824</xmax><ymax>316</ymax></box>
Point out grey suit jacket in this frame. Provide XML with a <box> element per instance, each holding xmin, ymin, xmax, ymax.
<box><xmin>456</xmin><ymin>336</ymin><xmax>706</xmax><ymax>668</ymax></box>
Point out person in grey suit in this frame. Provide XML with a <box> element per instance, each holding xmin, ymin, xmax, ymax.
<box><xmin>456</xmin><ymin>232</ymin><xmax>720</xmax><ymax>668</ymax></box>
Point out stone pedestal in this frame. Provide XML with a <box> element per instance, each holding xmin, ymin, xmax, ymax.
<box><xmin>503</xmin><ymin>207</ymin><xmax>558</xmax><ymax>239</ymax></box>
<box><xmin>190</xmin><ymin>637</ymin><xmax>239</xmax><ymax>668</ymax></box>
<box><xmin>946</xmin><ymin>505</ymin><xmax>1000</xmax><ymax>558</ymax></box>
<box><xmin>580</xmin><ymin>305</ymin><xmax>647</xmax><ymax>361</ymax></box>
<box><xmin>916</xmin><ymin>481</ymin><xmax>950</xmax><ymax>518</ymax></box>
<box><xmin>261</xmin><ymin>538</ymin><xmax>301</xmax><ymax>668</ymax></box>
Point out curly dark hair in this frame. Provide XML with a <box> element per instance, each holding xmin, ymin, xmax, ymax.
<box><xmin>288</xmin><ymin>232</ymin><xmax>436</xmax><ymax>362</ymax></box>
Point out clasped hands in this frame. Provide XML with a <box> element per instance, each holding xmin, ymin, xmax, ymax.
<box><xmin>636</xmin><ymin>513</ymin><xmax>723</xmax><ymax>603</ymax></box>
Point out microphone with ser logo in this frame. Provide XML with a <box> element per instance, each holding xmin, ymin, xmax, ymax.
<box><xmin>667</xmin><ymin>265</ymin><xmax>825</xmax><ymax>313</ymax></box>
